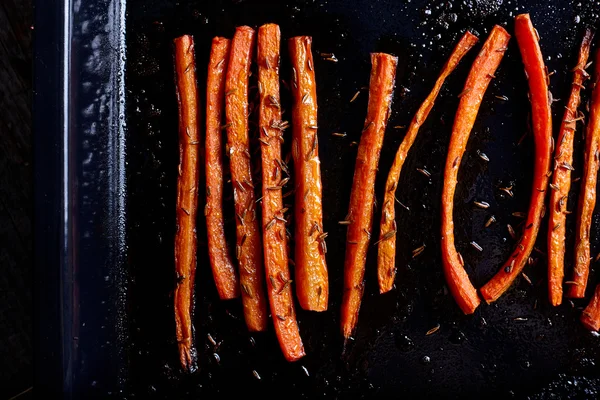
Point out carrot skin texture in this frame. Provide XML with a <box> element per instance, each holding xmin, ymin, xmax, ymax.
<box><xmin>440</xmin><ymin>26</ymin><xmax>510</xmax><ymax>314</ymax></box>
<box><xmin>480</xmin><ymin>15</ymin><xmax>552</xmax><ymax>303</ymax></box>
<box><xmin>569</xmin><ymin>48</ymin><xmax>600</xmax><ymax>299</ymax></box>
<box><xmin>258</xmin><ymin>24</ymin><xmax>305</xmax><ymax>361</ymax></box>
<box><xmin>377</xmin><ymin>31</ymin><xmax>478</xmax><ymax>294</ymax></box>
<box><xmin>225</xmin><ymin>26</ymin><xmax>268</xmax><ymax>331</ymax></box>
<box><xmin>341</xmin><ymin>53</ymin><xmax>398</xmax><ymax>338</ymax></box>
<box><xmin>205</xmin><ymin>37</ymin><xmax>241</xmax><ymax>300</ymax></box>
<box><xmin>289</xmin><ymin>36</ymin><xmax>329</xmax><ymax>312</ymax></box>
<box><xmin>547</xmin><ymin>29</ymin><xmax>594</xmax><ymax>305</ymax></box>
<box><xmin>581</xmin><ymin>284</ymin><xmax>600</xmax><ymax>331</ymax></box>
<box><xmin>174</xmin><ymin>35</ymin><xmax>199</xmax><ymax>371</ymax></box>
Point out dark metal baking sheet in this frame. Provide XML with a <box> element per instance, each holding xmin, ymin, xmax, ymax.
<box><xmin>36</xmin><ymin>0</ymin><xmax>600</xmax><ymax>398</ymax></box>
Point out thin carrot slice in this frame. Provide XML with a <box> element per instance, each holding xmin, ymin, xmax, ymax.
<box><xmin>581</xmin><ymin>284</ymin><xmax>600</xmax><ymax>331</ymax></box>
<box><xmin>258</xmin><ymin>24</ymin><xmax>305</xmax><ymax>361</ymax></box>
<box><xmin>225</xmin><ymin>26</ymin><xmax>268</xmax><ymax>331</ymax></box>
<box><xmin>569</xmin><ymin>46</ymin><xmax>600</xmax><ymax>299</ymax></box>
<box><xmin>205</xmin><ymin>37</ymin><xmax>240</xmax><ymax>300</ymax></box>
<box><xmin>480</xmin><ymin>14</ymin><xmax>552</xmax><ymax>303</ymax></box>
<box><xmin>377</xmin><ymin>31</ymin><xmax>479</xmax><ymax>294</ymax></box>
<box><xmin>341</xmin><ymin>53</ymin><xmax>397</xmax><ymax>339</ymax></box>
<box><xmin>440</xmin><ymin>26</ymin><xmax>510</xmax><ymax>314</ymax></box>
<box><xmin>289</xmin><ymin>36</ymin><xmax>329</xmax><ymax>311</ymax></box>
<box><xmin>547</xmin><ymin>29</ymin><xmax>594</xmax><ymax>305</ymax></box>
<box><xmin>174</xmin><ymin>35</ymin><xmax>199</xmax><ymax>371</ymax></box>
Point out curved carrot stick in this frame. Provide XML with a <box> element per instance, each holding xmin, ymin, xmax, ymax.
<box><xmin>258</xmin><ymin>24</ymin><xmax>305</xmax><ymax>361</ymax></box>
<box><xmin>289</xmin><ymin>36</ymin><xmax>329</xmax><ymax>311</ymax></box>
<box><xmin>174</xmin><ymin>35</ymin><xmax>199</xmax><ymax>371</ymax></box>
<box><xmin>205</xmin><ymin>36</ymin><xmax>240</xmax><ymax>300</ymax></box>
<box><xmin>377</xmin><ymin>31</ymin><xmax>479</xmax><ymax>294</ymax></box>
<box><xmin>547</xmin><ymin>29</ymin><xmax>594</xmax><ymax>305</ymax></box>
<box><xmin>568</xmin><ymin>46</ymin><xmax>600</xmax><ymax>299</ymax></box>
<box><xmin>581</xmin><ymin>284</ymin><xmax>600</xmax><ymax>331</ymax></box>
<box><xmin>480</xmin><ymin>14</ymin><xmax>552</xmax><ymax>303</ymax></box>
<box><xmin>440</xmin><ymin>26</ymin><xmax>510</xmax><ymax>314</ymax></box>
<box><xmin>225</xmin><ymin>26</ymin><xmax>268</xmax><ymax>331</ymax></box>
<box><xmin>341</xmin><ymin>53</ymin><xmax>397</xmax><ymax>339</ymax></box>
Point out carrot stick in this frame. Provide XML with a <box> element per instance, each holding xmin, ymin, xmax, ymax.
<box><xmin>225</xmin><ymin>26</ymin><xmax>268</xmax><ymax>331</ymax></box>
<box><xmin>173</xmin><ymin>35</ymin><xmax>199</xmax><ymax>371</ymax></box>
<box><xmin>289</xmin><ymin>36</ymin><xmax>329</xmax><ymax>311</ymax></box>
<box><xmin>440</xmin><ymin>26</ymin><xmax>510</xmax><ymax>314</ymax></box>
<box><xmin>341</xmin><ymin>53</ymin><xmax>397</xmax><ymax>339</ymax></box>
<box><xmin>377</xmin><ymin>32</ymin><xmax>479</xmax><ymax>294</ymax></box>
<box><xmin>205</xmin><ymin>37</ymin><xmax>241</xmax><ymax>300</ymax></box>
<box><xmin>258</xmin><ymin>24</ymin><xmax>305</xmax><ymax>361</ymax></box>
<box><xmin>547</xmin><ymin>29</ymin><xmax>594</xmax><ymax>305</ymax></box>
<box><xmin>568</xmin><ymin>46</ymin><xmax>600</xmax><ymax>299</ymax></box>
<box><xmin>581</xmin><ymin>284</ymin><xmax>600</xmax><ymax>331</ymax></box>
<box><xmin>480</xmin><ymin>14</ymin><xmax>552</xmax><ymax>303</ymax></box>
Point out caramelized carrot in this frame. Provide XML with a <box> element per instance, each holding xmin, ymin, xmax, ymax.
<box><xmin>481</xmin><ymin>15</ymin><xmax>552</xmax><ymax>303</ymax></box>
<box><xmin>205</xmin><ymin>37</ymin><xmax>240</xmax><ymax>300</ymax></box>
<box><xmin>173</xmin><ymin>35</ymin><xmax>199</xmax><ymax>371</ymax></box>
<box><xmin>225</xmin><ymin>26</ymin><xmax>268</xmax><ymax>331</ymax></box>
<box><xmin>377</xmin><ymin>31</ymin><xmax>479</xmax><ymax>294</ymax></box>
<box><xmin>568</xmin><ymin>46</ymin><xmax>600</xmax><ymax>299</ymax></box>
<box><xmin>258</xmin><ymin>24</ymin><xmax>305</xmax><ymax>361</ymax></box>
<box><xmin>440</xmin><ymin>26</ymin><xmax>510</xmax><ymax>314</ymax></box>
<box><xmin>341</xmin><ymin>53</ymin><xmax>397</xmax><ymax>339</ymax></box>
<box><xmin>581</xmin><ymin>284</ymin><xmax>600</xmax><ymax>331</ymax></box>
<box><xmin>547</xmin><ymin>29</ymin><xmax>594</xmax><ymax>305</ymax></box>
<box><xmin>289</xmin><ymin>36</ymin><xmax>329</xmax><ymax>311</ymax></box>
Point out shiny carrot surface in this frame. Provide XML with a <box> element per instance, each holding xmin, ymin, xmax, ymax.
<box><xmin>258</xmin><ymin>24</ymin><xmax>305</xmax><ymax>361</ymax></box>
<box><xmin>225</xmin><ymin>26</ymin><xmax>268</xmax><ymax>331</ymax></box>
<box><xmin>481</xmin><ymin>15</ymin><xmax>552</xmax><ymax>303</ymax></box>
<box><xmin>341</xmin><ymin>53</ymin><xmax>397</xmax><ymax>339</ymax></box>
<box><xmin>568</xmin><ymin>46</ymin><xmax>600</xmax><ymax>299</ymax></box>
<box><xmin>440</xmin><ymin>25</ymin><xmax>510</xmax><ymax>314</ymax></box>
<box><xmin>581</xmin><ymin>284</ymin><xmax>600</xmax><ymax>331</ymax></box>
<box><xmin>174</xmin><ymin>35</ymin><xmax>199</xmax><ymax>371</ymax></box>
<box><xmin>547</xmin><ymin>29</ymin><xmax>593</xmax><ymax>305</ymax></box>
<box><xmin>205</xmin><ymin>36</ymin><xmax>240</xmax><ymax>300</ymax></box>
<box><xmin>289</xmin><ymin>36</ymin><xmax>329</xmax><ymax>311</ymax></box>
<box><xmin>377</xmin><ymin>31</ymin><xmax>478</xmax><ymax>294</ymax></box>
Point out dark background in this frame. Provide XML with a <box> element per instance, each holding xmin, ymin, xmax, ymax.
<box><xmin>0</xmin><ymin>0</ymin><xmax>33</xmax><ymax>399</ymax></box>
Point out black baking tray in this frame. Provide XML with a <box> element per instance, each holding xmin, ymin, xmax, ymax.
<box><xmin>35</xmin><ymin>0</ymin><xmax>600</xmax><ymax>398</ymax></box>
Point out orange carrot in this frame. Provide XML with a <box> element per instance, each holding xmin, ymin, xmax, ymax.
<box><xmin>173</xmin><ymin>35</ymin><xmax>199</xmax><ymax>371</ymax></box>
<box><xmin>258</xmin><ymin>24</ymin><xmax>305</xmax><ymax>361</ymax></box>
<box><xmin>377</xmin><ymin>31</ymin><xmax>479</xmax><ymax>294</ymax></box>
<box><xmin>341</xmin><ymin>53</ymin><xmax>397</xmax><ymax>339</ymax></box>
<box><xmin>568</xmin><ymin>46</ymin><xmax>600</xmax><ymax>299</ymax></box>
<box><xmin>480</xmin><ymin>15</ymin><xmax>552</xmax><ymax>303</ymax></box>
<box><xmin>440</xmin><ymin>26</ymin><xmax>510</xmax><ymax>314</ymax></box>
<box><xmin>289</xmin><ymin>36</ymin><xmax>329</xmax><ymax>311</ymax></box>
<box><xmin>581</xmin><ymin>284</ymin><xmax>600</xmax><ymax>331</ymax></box>
<box><xmin>225</xmin><ymin>26</ymin><xmax>268</xmax><ymax>331</ymax></box>
<box><xmin>205</xmin><ymin>37</ymin><xmax>240</xmax><ymax>300</ymax></box>
<box><xmin>547</xmin><ymin>29</ymin><xmax>594</xmax><ymax>305</ymax></box>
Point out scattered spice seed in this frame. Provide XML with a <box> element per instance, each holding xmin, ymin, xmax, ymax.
<box><xmin>412</xmin><ymin>244</ymin><xmax>426</xmax><ymax>258</ymax></box>
<box><xmin>350</xmin><ymin>90</ymin><xmax>361</xmax><ymax>103</ymax></box>
<box><xmin>507</xmin><ymin>224</ymin><xmax>517</xmax><ymax>239</ymax></box>
<box><xmin>252</xmin><ymin>370</ymin><xmax>261</xmax><ymax>380</ymax></box>
<box><xmin>207</xmin><ymin>333</ymin><xmax>217</xmax><ymax>346</ymax></box>
<box><xmin>332</xmin><ymin>132</ymin><xmax>347</xmax><ymax>137</ymax></box>
<box><xmin>426</xmin><ymin>324</ymin><xmax>440</xmax><ymax>335</ymax></box>
<box><xmin>499</xmin><ymin>186</ymin><xmax>514</xmax><ymax>197</ymax></box>
<box><xmin>495</xmin><ymin>95</ymin><xmax>509</xmax><ymax>101</ymax></box>
<box><xmin>470</xmin><ymin>241</ymin><xmax>483</xmax><ymax>252</ymax></box>
<box><xmin>522</xmin><ymin>273</ymin><xmax>532</xmax><ymax>285</ymax></box>
<box><xmin>474</xmin><ymin>201</ymin><xmax>490</xmax><ymax>209</ymax></box>
<box><xmin>485</xmin><ymin>215</ymin><xmax>497</xmax><ymax>228</ymax></box>
<box><xmin>512</xmin><ymin>211</ymin><xmax>527</xmax><ymax>218</ymax></box>
<box><xmin>417</xmin><ymin>168</ymin><xmax>432</xmax><ymax>178</ymax></box>
<box><xmin>477</xmin><ymin>150</ymin><xmax>490</xmax><ymax>162</ymax></box>
<box><xmin>514</xmin><ymin>317</ymin><xmax>528</xmax><ymax>321</ymax></box>
<box><xmin>338</xmin><ymin>220</ymin><xmax>351</xmax><ymax>225</ymax></box>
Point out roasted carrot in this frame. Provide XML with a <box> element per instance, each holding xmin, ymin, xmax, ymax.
<box><xmin>440</xmin><ymin>26</ymin><xmax>510</xmax><ymax>314</ymax></box>
<box><xmin>480</xmin><ymin>15</ymin><xmax>552</xmax><ymax>303</ymax></box>
<box><xmin>341</xmin><ymin>53</ymin><xmax>397</xmax><ymax>339</ymax></box>
<box><xmin>568</xmin><ymin>46</ymin><xmax>600</xmax><ymax>299</ymax></box>
<box><xmin>205</xmin><ymin>37</ymin><xmax>240</xmax><ymax>300</ymax></box>
<box><xmin>258</xmin><ymin>24</ymin><xmax>305</xmax><ymax>361</ymax></box>
<box><xmin>225</xmin><ymin>26</ymin><xmax>268</xmax><ymax>331</ymax></box>
<box><xmin>581</xmin><ymin>284</ymin><xmax>600</xmax><ymax>331</ymax></box>
<box><xmin>174</xmin><ymin>35</ymin><xmax>199</xmax><ymax>371</ymax></box>
<box><xmin>289</xmin><ymin>36</ymin><xmax>329</xmax><ymax>311</ymax></box>
<box><xmin>547</xmin><ymin>29</ymin><xmax>594</xmax><ymax>305</ymax></box>
<box><xmin>377</xmin><ymin>31</ymin><xmax>479</xmax><ymax>294</ymax></box>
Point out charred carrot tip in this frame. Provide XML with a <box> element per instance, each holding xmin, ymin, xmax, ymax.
<box><xmin>377</xmin><ymin>31</ymin><xmax>478</xmax><ymax>294</ymax></box>
<box><xmin>581</xmin><ymin>284</ymin><xmax>600</xmax><ymax>331</ymax></box>
<box><xmin>480</xmin><ymin>15</ymin><xmax>551</xmax><ymax>304</ymax></box>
